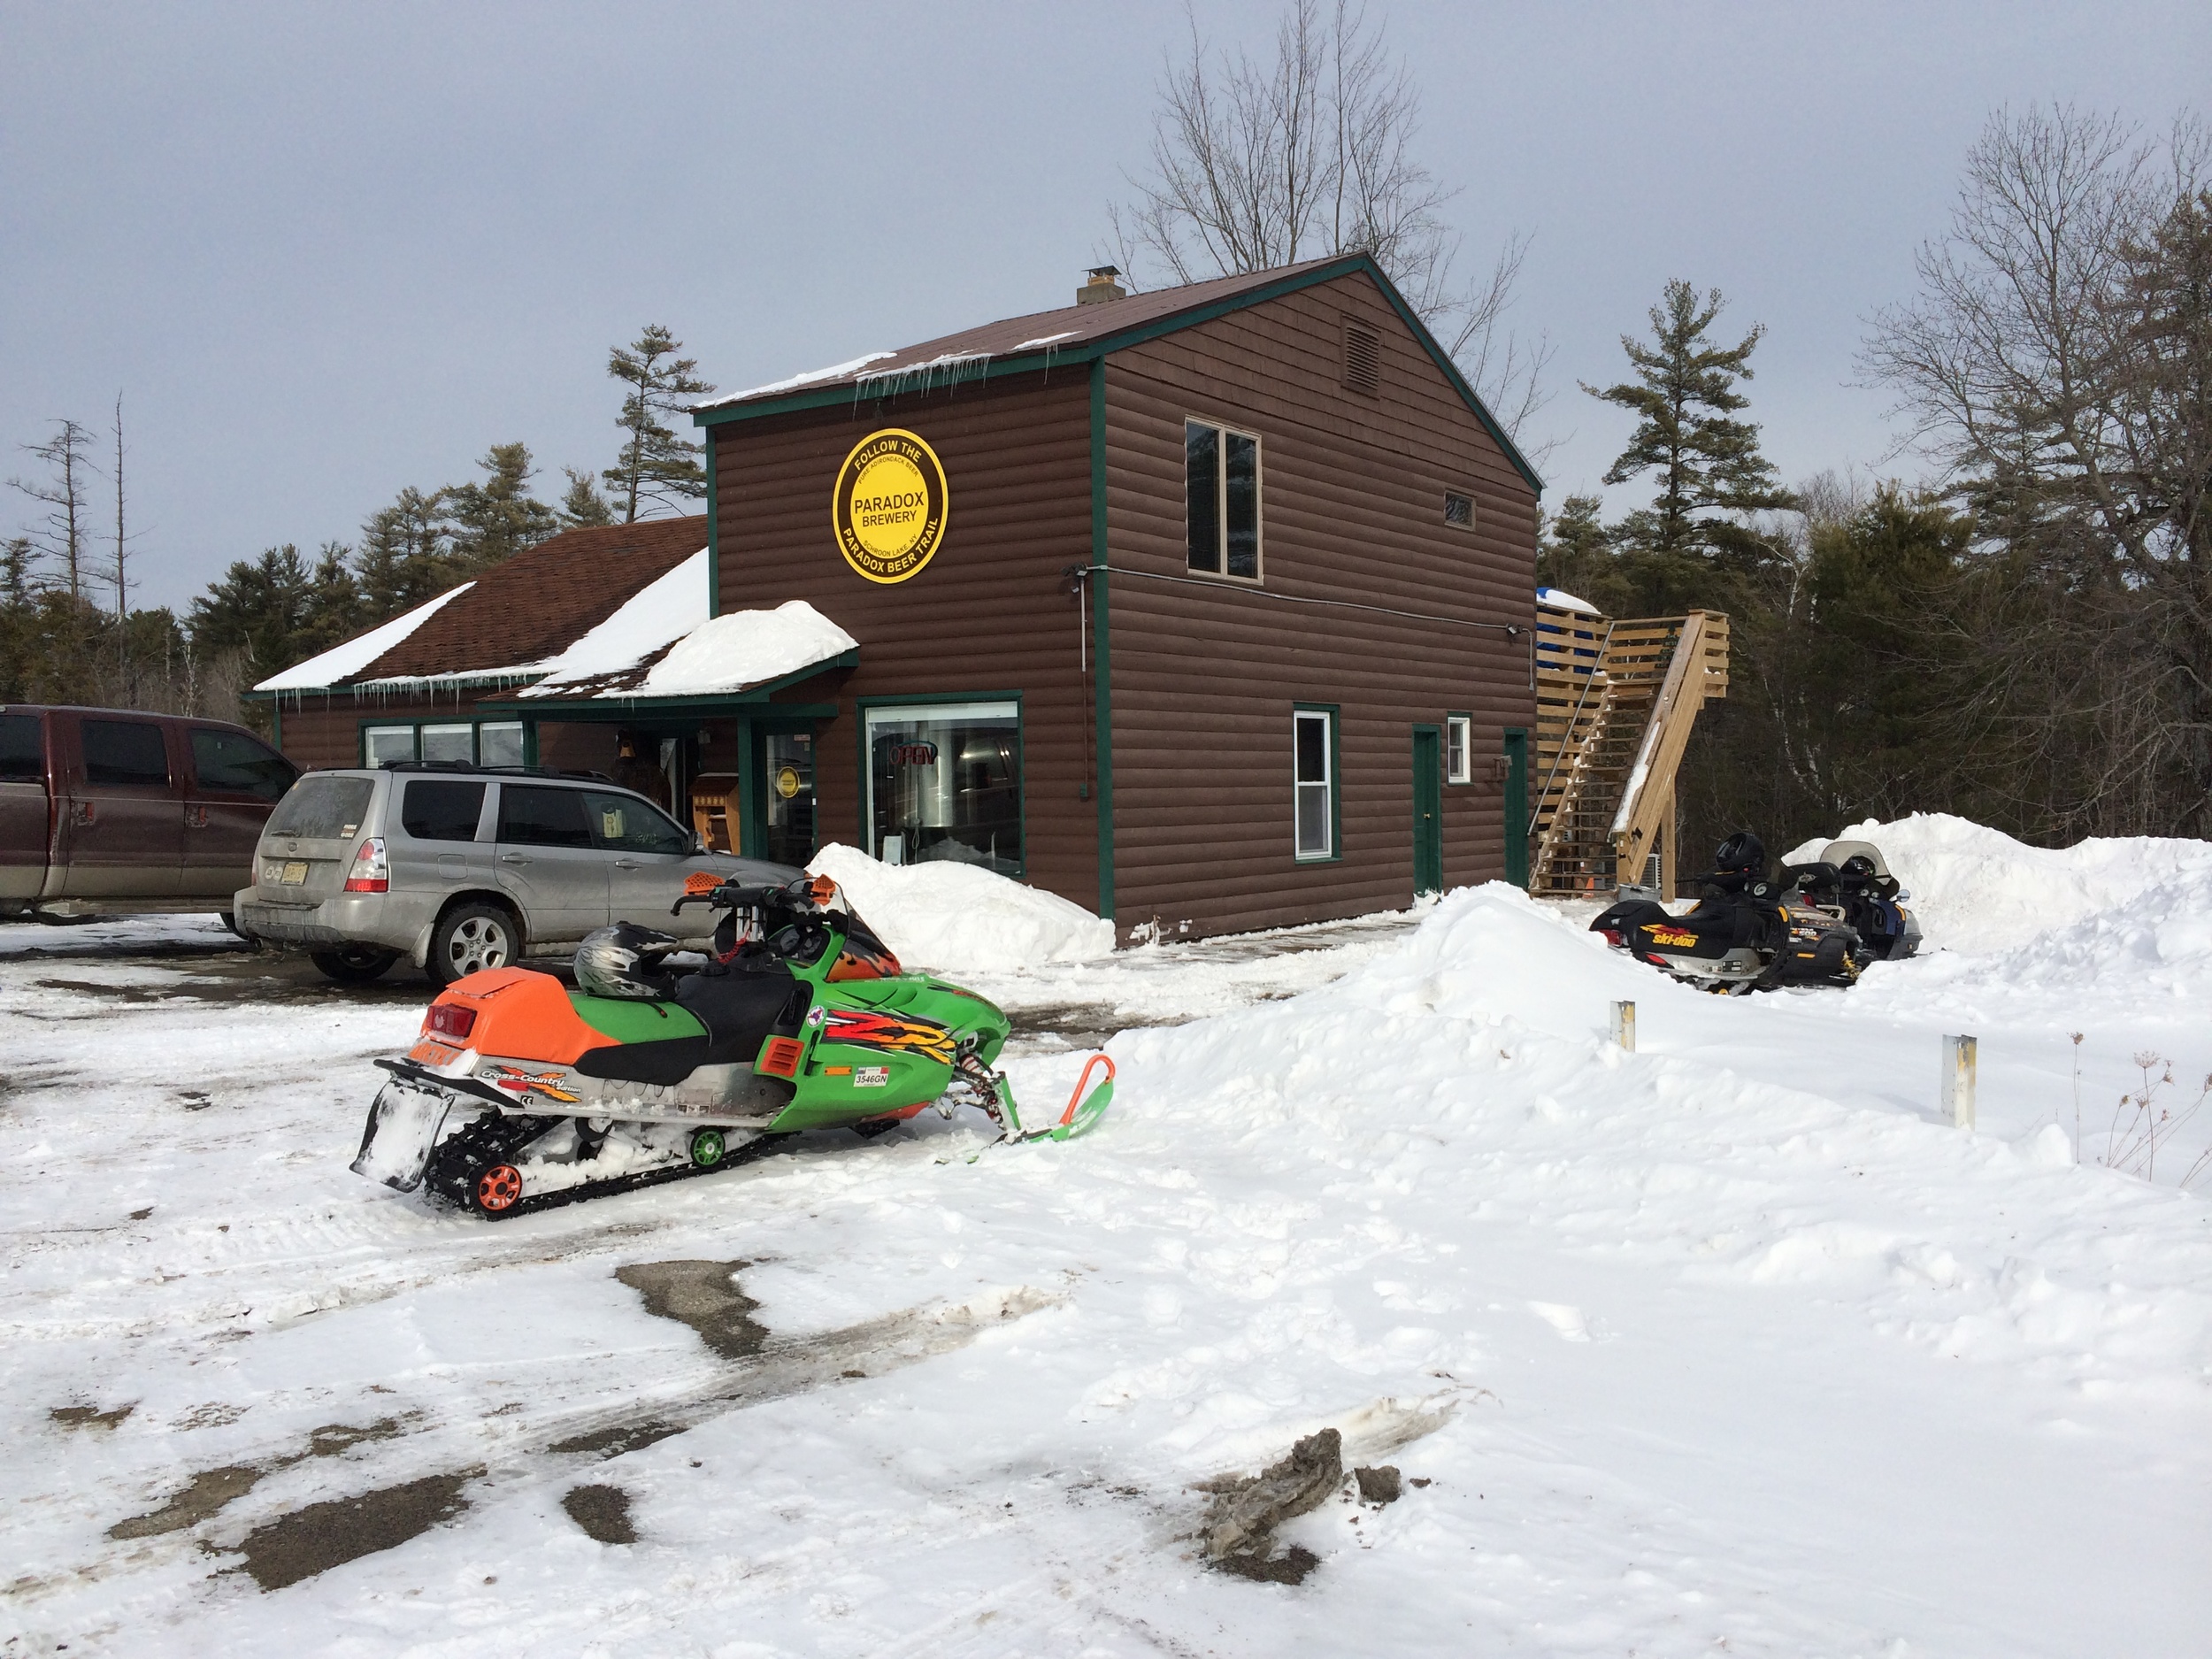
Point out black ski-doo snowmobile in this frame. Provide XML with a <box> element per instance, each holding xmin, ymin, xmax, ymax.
<box><xmin>1590</xmin><ymin>830</ymin><xmax>1915</xmax><ymax>993</ymax></box>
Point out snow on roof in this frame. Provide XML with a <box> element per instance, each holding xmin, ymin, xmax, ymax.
<box><xmin>517</xmin><ymin>548</ymin><xmax>710</xmax><ymax>693</ymax></box>
<box><xmin>702</xmin><ymin>353</ymin><xmax>895</xmax><ymax>410</ymax></box>
<box><xmin>254</xmin><ymin>582</ymin><xmax>475</xmax><ymax>692</ymax></box>
<box><xmin>1011</xmin><ymin>331</ymin><xmax>1079</xmax><ymax>349</ymax></box>
<box><xmin>637</xmin><ymin>601</ymin><xmax>856</xmax><ymax>696</ymax></box>
<box><xmin>519</xmin><ymin>597</ymin><xmax>856</xmax><ymax>702</ymax></box>
<box><xmin>1537</xmin><ymin>586</ymin><xmax>1600</xmax><ymax>616</ymax></box>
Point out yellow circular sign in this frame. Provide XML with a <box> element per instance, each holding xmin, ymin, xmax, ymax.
<box><xmin>775</xmin><ymin>765</ymin><xmax>802</xmax><ymax>800</ymax></box>
<box><xmin>832</xmin><ymin>428</ymin><xmax>948</xmax><ymax>583</ymax></box>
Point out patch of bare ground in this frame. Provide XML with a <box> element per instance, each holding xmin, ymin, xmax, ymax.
<box><xmin>561</xmin><ymin>1484</ymin><xmax>637</xmax><ymax>1544</ymax></box>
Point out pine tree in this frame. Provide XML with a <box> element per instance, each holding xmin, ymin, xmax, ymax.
<box><xmin>449</xmin><ymin>442</ymin><xmax>558</xmax><ymax>572</ymax></box>
<box><xmin>603</xmin><ymin>326</ymin><xmax>715</xmax><ymax>521</ymax></box>
<box><xmin>296</xmin><ymin>541</ymin><xmax>364</xmax><ymax>660</ymax></box>
<box><xmin>1585</xmin><ymin>280</ymin><xmax>1793</xmax><ymax>611</ymax></box>
<box><xmin>558</xmin><ymin>465</ymin><xmax>616</xmax><ymax>528</ymax></box>
<box><xmin>353</xmin><ymin>486</ymin><xmax>457</xmax><ymax>619</ymax></box>
<box><xmin>188</xmin><ymin>545</ymin><xmax>317</xmax><ymax>681</ymax></box>
<box><xmin>1536</xmin><ymin>495</ymin><xmax>1637</xmax><ymax>616</ymax></box>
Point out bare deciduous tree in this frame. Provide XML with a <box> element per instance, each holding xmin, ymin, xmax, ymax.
<box><xmin>9</xmin><ymin>417</ymin><xmax>96</xmax><ymax>602</ymax></box>
<box><xmin>1111</xmin><ymin>0</ymin><xmax>1552</xmax><ymax>449</ymax></box>
<box><xmin>1863</xmin><ymin>104</ymin><xmax>2212</xmax><ymax>836</ymax></box>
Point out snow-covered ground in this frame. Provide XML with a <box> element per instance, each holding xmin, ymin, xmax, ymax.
<box><xmin>3</xmin><ymin>817</ymin><xmax>2208</xmax><ymax>1655</ymax></box>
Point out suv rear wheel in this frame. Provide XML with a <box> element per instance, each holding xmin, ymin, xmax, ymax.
<box><xmin>311</xmin><ymin>945</ymin><xmax>400</xmax><ymax>983</ymax></box>
<box><xmin>430</xmin><ymin>902</ymin><xmax>518</xmax><ymax>986</ymax></box>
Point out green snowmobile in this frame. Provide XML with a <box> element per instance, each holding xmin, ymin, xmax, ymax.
<box><xmin>351</xmin><ymin>872</ymin><xmax>1112</xmax><ymax>1217</ymax></box>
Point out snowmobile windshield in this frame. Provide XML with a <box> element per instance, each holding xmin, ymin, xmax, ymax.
<box><xmin>1818</xmin><ymin>841</ymin><xmax>1892</xmax><ymax>879</ymax></box>
<box><xmin>268</xmin><ymin>775</ymin><xmax>376</xmax><ymax>840</ymax></box>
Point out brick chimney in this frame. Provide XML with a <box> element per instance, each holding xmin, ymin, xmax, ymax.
<box><xmin>1077</xmin><ymin>265</ymin><xmax>1126</xmax><ymax>305</ymax></box>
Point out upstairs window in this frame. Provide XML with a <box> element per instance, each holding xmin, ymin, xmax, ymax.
<box><xmin>1187</xmin><ymin>419</ymin><xmax>1262</xmax><ymax>580</ymax></box>
<box><xmin>1443</xmin><ymin>491</ymin><xmax>1474</xmax><ymax>529</ymax></box>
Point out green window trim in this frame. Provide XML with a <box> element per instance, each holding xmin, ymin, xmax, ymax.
<box><xmin>1292</xmin><ymin>702</ymin><xmax>1342</xmax><ymax>864</ymax></box>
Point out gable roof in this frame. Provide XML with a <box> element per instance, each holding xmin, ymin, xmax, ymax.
<box><xmin>254</xmin><ymin>515</ymin><xmax>709</xmax><ymax>694</ymax></box>
<box><xmin>693</xmin><ymin>253</ymin><xmax>1543</xmax><ymax>495</ymax></box>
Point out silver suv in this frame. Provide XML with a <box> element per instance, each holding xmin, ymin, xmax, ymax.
<box><xmin>236</xmin><ymin>764</ymin><xmax>795</xmax><ymax>985</ymax></box>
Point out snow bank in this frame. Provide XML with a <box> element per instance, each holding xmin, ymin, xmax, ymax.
<box><xmin>809</xmin><ymin>842</ymin><xmax>1114</xmax><ymax>971</ymax></box>
<box><xmin>1786</xmin><ymin>811</ymin><xmax>2212</xmax><ymax>955</ymax></box>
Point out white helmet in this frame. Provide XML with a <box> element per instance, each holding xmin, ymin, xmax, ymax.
<box><xmin>573</xmin><ymin>923</ymin><xmax>680</xmax><ymax>1000</ymax></box>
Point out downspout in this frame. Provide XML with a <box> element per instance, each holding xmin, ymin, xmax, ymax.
<box><xmin>1088</xmin><ymin>358</ymin><xmax>1115</xmax><ymax>923</ymax></box>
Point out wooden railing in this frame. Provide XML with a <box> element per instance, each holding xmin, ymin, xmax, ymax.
<box><xmin>1527</xmin><ymin>603</ymin><xmax>1728</xmax><ymax>896</ymax></box>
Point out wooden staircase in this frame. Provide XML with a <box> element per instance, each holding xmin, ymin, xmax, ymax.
<box><xmin>1528</xmin><ymin>600</ymin><xmax>1729</xmax><ymax>896</ymax></box>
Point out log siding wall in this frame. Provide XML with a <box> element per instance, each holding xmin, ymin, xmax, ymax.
<box><xmin>1102</xmin><ymin>271</ymin><xmax>1538</xmax><ymax>937</ymax></box>
<box><xmin>712</xmin><ymin>370</ymin><xmax>1100</xmax><ymax>907</ymax></box>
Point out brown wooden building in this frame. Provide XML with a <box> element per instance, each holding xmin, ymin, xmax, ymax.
<box><xmin>694</xmin><ymin>254</ymin><xmax>1540</xmax><ymax>938</ymax></box>
<box><xmin>262</xmin><ymin>254</ymin><xmax>1543</xmax><ymax>940</ymax></box>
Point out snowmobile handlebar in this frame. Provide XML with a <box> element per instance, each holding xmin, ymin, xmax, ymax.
<box><xmin>669</xmin><ymin>872</ymin><xmax>839</xmax><ymax>918</ymax></box>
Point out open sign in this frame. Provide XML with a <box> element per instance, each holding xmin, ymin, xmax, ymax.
<box><xmin>888</xmin><ymin>741</ymin><xmax>939</xmax><ymax>767</ymax></box>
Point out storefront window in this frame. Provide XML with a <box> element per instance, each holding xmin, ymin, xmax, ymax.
<box><xmin>865</xmin><ymin>701</ymin><xmax>1021</xmax><ymax>875</ymax></box>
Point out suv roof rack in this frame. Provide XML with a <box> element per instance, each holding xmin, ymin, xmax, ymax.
<box><xmin>376</xmin><ymin>760</ymin><xmax>618</xmax><ymax>784</ymax></box>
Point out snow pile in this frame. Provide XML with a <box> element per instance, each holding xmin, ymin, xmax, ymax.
<box><xmin>1786</xmin><ymin>811</ymin><xmax>2212</xmax><ymax>955</ymax></box>
<box><xmin>522</xmin><ymin>549</ymin><xmax>707</xmax><ymax>691</ymax></box>
<box><xmin>252</xmin><ymin>583</ymin><xmax>472</xmax><ymax>691</ymax></box>
<box><xmin>634</xmin><ymin>601</ymin><xmax>856</xmax><ymax>697</ymax></box>
<box><xmin>809</xmin><ymin>841</ymin><xmax>1114</xmax><ymax>971</ymax></box>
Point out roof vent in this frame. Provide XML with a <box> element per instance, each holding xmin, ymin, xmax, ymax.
<box><xmin>1078</xmin><ymin>265</ymin><xmax>1126</xmax><ymax>305</ymax></box>
<box><xmin>1342</xmin><ymin>319</ymin><xmax>1380</xmax><ymax>396</ymax></box>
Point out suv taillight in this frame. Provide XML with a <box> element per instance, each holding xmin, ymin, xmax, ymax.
<box><xmin>343</xmin><ymin>836</ymin><xmax>388</xmax><ymax>893</ymax></box>
<box><xmin>426</xmin><ymin>1002</ymin><xmax>477</xmax><ymax>1041</ymax></box>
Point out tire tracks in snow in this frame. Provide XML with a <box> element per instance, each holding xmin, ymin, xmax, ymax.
<box><xmin>12</xmin><ymin>1274</ymin><xmax>1064</xmax><ymax>1617</ymax></box>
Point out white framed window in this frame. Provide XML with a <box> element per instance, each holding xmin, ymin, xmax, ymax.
<box><xmin>420</xmin><ymin>723</ymin><xmax>474</xmax><ymax>764</ymax></box>
<box><xmin>362</xmin><ymin>719</ymin><xmax>529</xmax><ymax>769</ymax></box>
<box><xmin>1446</xmin><ymin>714</ymin><xmax>1472</xmax><ymax>784</ymax></box>
<box><xmin>479</xmin><ymin>721</ymin><xmax>526</xmax><ymax>768</ymax></box>
<box><xmin>364</xmin><ymin>726</ymin><xmax>417</xmax><ymax>768</ymax></box>
<box><xmin>1294</xmin><ymin>706</ymin><xmax>1335</xmax><ymax>860</ymax></box>
<box><xmin>1186</xmin><ymin>418</ymin><xmax>1263</xmax><ymax>580</ymax></box>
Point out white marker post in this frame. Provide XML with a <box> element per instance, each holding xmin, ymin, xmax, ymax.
<box><xmin>1941</xmin><ymin>1034</ymin><xmax>1977</xmax><ymax>1131</ymax></box>
<box><xmin>1610</xmin><ymin>1000</ymin><xmax>1636</xmax><ymax>1052</ymax></box>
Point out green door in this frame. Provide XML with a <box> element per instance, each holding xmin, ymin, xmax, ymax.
<box><xmin>1503</xmin><ymin>726</ymin><xmax>1530</xmax><ymax>887</ymax></box>
<box><xmin>1412</xmin><ymin>725</ymin><xmax>1443</xmax><ymax>897</ymax></box>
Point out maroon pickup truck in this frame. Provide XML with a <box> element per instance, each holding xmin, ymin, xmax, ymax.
<box><xmin>0</xmin><ymin>704</ymin><xmax>300</xmax><ymax>923</ymax></box>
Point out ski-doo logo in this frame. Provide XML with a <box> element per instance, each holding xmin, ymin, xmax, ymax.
<box><xmin>832</xmin><ymin>429</ymin><xmax>948</xmax><ymax>584</ymax></box>
<box><xmin>1644</xmin><ymin>926</ymin><xmax>1699</xmax><ymax>949</ymax></box>
<box><xmin>823</xmin><ymin>1008</ymin><xmax>956</xmax><ymax>1066</ymax></box>
<box><xmin>480</xmin><ymin>1064</ymin><xmax>582</xmax><ymax>1104</ymax></box>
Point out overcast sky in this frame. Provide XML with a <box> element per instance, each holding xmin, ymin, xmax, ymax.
<box><xmin>4</xmin><ymin>2</ymin><xmax>2205</xmax><ymax>611</ymax></box>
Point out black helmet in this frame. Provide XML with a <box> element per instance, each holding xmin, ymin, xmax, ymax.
<box><xmin>1714</xmin><ymin>831</ymin><xmax>1767</xmax><ymax>872</ymax></box>
<box><xmin>574</xmin><ymin>922</ymin><xmax>680</xmax><ymax>1000</ymax></box>
<box><xmin>1840</xmin><ymin>853</ymin><xmax>1877</xmax><ymax>879</ymax></box>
